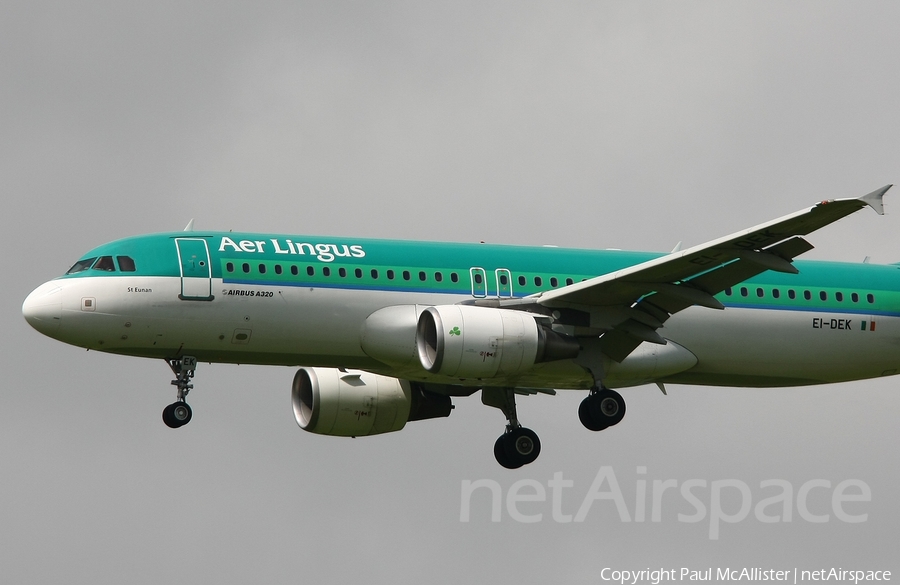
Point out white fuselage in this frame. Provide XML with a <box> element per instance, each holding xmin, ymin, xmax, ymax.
<box><xmin>23</xmin><ymin>274</ymin><xmax>900</xmax><ymax>391</ymax></box>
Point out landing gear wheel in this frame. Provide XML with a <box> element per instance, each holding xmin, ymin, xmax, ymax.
<box><xmin>494</xmin><ymin>434</ymin><xmax>522</xmax><ymax>469</ymax></box>
<box><xmin>172</xmin><ymin>402</ymin><xmax>192</xmax><ymax>426</ymax></box>
<box><xmin>504</xmin><ymin>427</ymin><xmax>541</xmax><ymax>466</ymax></box>
<box><xmin>579</xmin><ymin>398</ymin><xmax>608</xmax><ymax>431</ymax></box>
<box><xmin>579</xmin><ymin>388</ymin><xmax>626</xmax><ymax>431</ymax></box>
<box><xmin>591</xmin><ymin>388</ymin><xmax>626</xmax><ymax>427</ymax></box>
<box><xmin>162</xmin><ymin>401</ymin><xmax>192</xmax><ymax>428</ymax></box>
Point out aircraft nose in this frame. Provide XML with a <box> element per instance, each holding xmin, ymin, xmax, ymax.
<box><xmin>23</xmin><ymin>281</ymin><xmax>63</xmax><ymax>337</ymax></box>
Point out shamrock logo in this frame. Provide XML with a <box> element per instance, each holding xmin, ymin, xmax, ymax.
<box><xmin>449</xmin><ymin>326</ymin><xmax>461</xmax><ymax>336</ymax></box>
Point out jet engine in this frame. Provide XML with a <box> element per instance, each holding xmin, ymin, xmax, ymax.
<box><xmin>291</xmin><ymin>367</ymin><xmax>452</xmax><ymax>437</ymax></box>
<box><xmin>415</xmin><ymin>305</ymin><xmax>580</xmax><ymax>378</ymax></box>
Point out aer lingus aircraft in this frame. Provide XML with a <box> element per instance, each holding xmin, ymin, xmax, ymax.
<box><xmin>22</xmin><ymin>186</ymin><xmax>896</xmax><ymax>468</ymax></box>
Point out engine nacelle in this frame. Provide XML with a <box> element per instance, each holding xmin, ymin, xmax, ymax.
<box><xmin>292</xmin><ymin>368</ymin><xmax>412</xmax><ymax>437</ymax></box>
<box><xmin>291</xmin><ymin>367</ymin><xmax>453</xmax><ymax>437</ymax></box>
<box><xmin>415</xmin><ymin>305</ymin><xmax>580</xmax><ymax>378</ymax></box>
<box><xmin>359</xmin><ymin>304</ymin><xmax>424</xmax><ymax>368</ymax></box>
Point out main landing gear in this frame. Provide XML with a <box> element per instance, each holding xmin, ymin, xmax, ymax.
<box><xmin>483</xmin><ymin>388</ymin><xmax>541</xmax><ymax>469</ymax></box>
<box><xmin>578</xmin><ymin>386</ymin><xmax>626</xmax><ymax>431</ymax></box>
<box><xmin>163</xmin><ymin>356</ymin><xmax>196</xmax><ymax>429</ymax></box>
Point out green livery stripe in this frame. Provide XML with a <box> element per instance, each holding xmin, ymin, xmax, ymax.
<box><xmin>56</xmin><ymin>231</ymin><xmax>900</xmax><ymax>316</ymax></box>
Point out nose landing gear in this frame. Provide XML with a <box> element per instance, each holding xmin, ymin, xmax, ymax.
<box><xmin>163</xmin><ymin>356</ymin><xmax>196</xmax><ymax>429</ymax></box>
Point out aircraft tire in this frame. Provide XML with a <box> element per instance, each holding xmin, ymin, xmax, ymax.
<box><xmin>590</xmin><ymin>389</ymin><xmax>626</xmax><ymax>427</ymax></box>
<box><xmin>162</xmin><ymin>402</ymin><xmax>192</xmax><ymax>428</ymax></box>
<box><xmin>578</xmin><ymin>397</ymin><xmax>609</xmax><ymax>431</ymax></box>
<box><xmin>494</xmin><ymin>434</ymin><xmax>522</xmax><ymax>469</ymax></box>
<box><xmin>172</xmin><ymin>402</ymin><xmax>192</xmax><ymax>426</ymax></box>
<box><xmin>162</xmin><ymin>403</ymin><xmax>180</xmax><ymax>428</ymax></box>
<box><xmin>503</xmin><ymin>427</ymin><xmax>541</xmax><ymax>466</ymax></box>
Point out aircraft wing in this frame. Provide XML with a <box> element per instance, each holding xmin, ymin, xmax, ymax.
<box><xmin>532</xmin><ymin>185</ymin><xmax>891</xmax><ymax>361</ymax></box>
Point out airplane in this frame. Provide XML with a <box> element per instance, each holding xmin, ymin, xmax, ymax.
<box><xmin>22</xmin><ymin>186</ymin><xmax>896</xmax><ymax>468</ymax></box>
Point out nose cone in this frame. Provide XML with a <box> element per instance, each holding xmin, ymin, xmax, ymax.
<box><xmin>23</xmin><ymin>281</ymin><xmax>63</xmax><ymax>337</ymax></box>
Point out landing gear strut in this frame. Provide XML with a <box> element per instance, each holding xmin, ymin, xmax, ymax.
<box><xmin>483</xmin><ymin>388</ymin><xmax>541</xmax><ymax>469</ymax></box>
<box><xmin>579</xmin><ymin>386</ymin><xmax>626</xmax><ymax>431</ymax></box>
<box><xmin>163</xmin><ymin>356</ymin><xmax>196</xmax><ymax>428</ymax></box>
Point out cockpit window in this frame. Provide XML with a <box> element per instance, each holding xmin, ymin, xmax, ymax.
<box><xmin>117</xmin><ymin>256</ymin><xmax>136</xmax><ymax>272</ymax></box>
<box><xmin>92</xmin><ymin>256</ymin><xmax>116</xmax><ymax>271</ymax></box>
<box><xmin>66</xmin><ymin>257</ymin><xmax>97</xmax><ymax>274</ymax></box>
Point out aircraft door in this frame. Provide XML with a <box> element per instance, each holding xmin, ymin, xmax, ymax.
<box><xmin>495</xmin><ymin>268</ymin><xmax>512</xmax><ymax>298</ymax></box>
<box><xmin>175</xmin><ymin>238</ymin><xmax>214</xmax><ymax>301</ymax></box>
<box><xmin>470</xmin><ymin>267</ymin><xmax>487</xmax><ymax>298</ymax></box>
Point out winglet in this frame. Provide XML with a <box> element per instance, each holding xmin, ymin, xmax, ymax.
<box><xmin>860</xmin><ymin>185</ymin><xmax>891</xmax><ymax>215</ymax></box>
<box><xmin>183</xmin><ymin>219</ymin><xmax>195</xmax><ymax>232</ymax></box>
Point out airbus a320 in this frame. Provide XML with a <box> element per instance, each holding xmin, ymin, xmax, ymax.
<box><xmin>22</xmin><ymin>186</ymin><xmax>895</xmax><ymax>468</ymax></box>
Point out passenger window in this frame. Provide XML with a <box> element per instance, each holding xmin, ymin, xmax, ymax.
<box><xmin>450</xmin><ymin>272</ymin><xmax>459</xmax><ymax>283</ymax></box>
<box><xmin>403</xmin><ymin>271</ymin><xmax>411</xmax><ymax>281</ymax></box>
<box><xmin>867</xmin><ymin>293</ymin><xmax>875</xmax><ymax>304</ymax></box>
<box><xmin>117</xmin><ymin>256</ymin><xmax>136</xmax><ymax>272</ymax></box>
<box><xmin>820</xmin><ymin>291</ymin><xmax>827</xmax><ymax>301</ymax></box>
<box><xmin>387</xmin><ymin>270</ymin><xmax>395</xmax><ymax>280</ymax></box>
<box><xmin>306</xmin><ymin>266</ymin><xmax>314</xmax><ymax>276</ymax></box>
<box><xmin>242</xmin><ymin>263</ymin><xmax>250</xmax><ymax>274</ymax></box>
<box><xmin>756</xmin><ymin>288</ymin><xmax>763</xmax><ymax>298</ymax></box>
<box><xmin>226</xmin><ymin>262</ymin><xmax>234</xmax><ymax>273</ymax></box>
<box><xmin>275</xmin><ymin>265</ymin><xmax>283</xmax><ymax>275</ymax></box>
<box><xmin>534</xmin><ymin>276</ymin><xmax>543</xmax><ymax>287</ymax></box>
<box><xmin>550</xmin><ymin>277</ymin><xmax>558</xmax><ymax>287</ymax></box>
<box><xmin>371</xmin><ymin>269</ymin><xmax>379</xmax><ymax>279</ymax></box>
<box><xmin>258</xmin><ymin>264</ymin><xmax>266</xmax><ymax>274</ymax></box>
<box><xmin>725</xmin><ymin>287</ymin><xmax>732</xmax><ymax>296</ymax></box>
<box><xmin>93</xmin><ymin>256</ymin><xmax>116</xmax><ymax>271</ymax></box>
<box><xmin>291</xmin><ymin>265</ymin><xmax>298</xmax><ymax>276</ymax></box>
<box><xmin>836</xmin><ymin>292</ymin><xmax>843</xmax><ymax>302</ymax></box>
<box><xmin>498</xmin><ymin>274</ymin><xmax>506</xmax><ymax>285</ymax></box>
<box><xmin>518</xmin><ymin>275</ymin><xmax>526</xmax><ymax>286</ymax></box>
<box><xmin>788</xmin><ymin>289</ymin><xmax>796</xmax><ymax>299</ymax></box>
<box><xmin>419</xmin><ymin>271</ymin><xmax>426</xmax><ymax>282</ymax></box>
<box><xmin>474</xmin><ymin>273</ymin><xmax>482</xmax><ymax>284</ymax></box>
<box><xmin>566</xmin><ymin>278</ymin><xmax>574</xmax><ymax>286</ymax></box>
<box><xmin>773</xmin><ymin>289</ymin><xmax>780</xmax><ymax>299</ymax></box>
<box><xmin>323</xmin><ymin>267</ymin><xmax>331</xmax><ymax>277</ymax></box>
<box><xmin>435</xmin><ymin>272</ymin><xmax>443</xmax><ymax>282</ymax></box>
<box><xmin>740</xmin><ymin>287</ymin><xmax>748</xmax><ymax>297</ymax></box>
<box><xmin>804</xmin><ymin>290</ymin><xmax>811</xmax><ymax>300</ymax></box>
<box><xmin>66</xmin><ymin>258</ymin><xmax>97</xmax><ymax>274</ymax></box>
<box><xmin>339</xmin><ymin>268</ymin><xmax>347</xmax><ymax>278</ymax></box>
<box><xmin>852</xmin><ymin>292</ymin><xmax>859</xmax><ymax>303</ymax></box>
<box><xmin>355</xmin><ymin>268</ymin><xmax>362</xmax><ymax>278</ymax></box>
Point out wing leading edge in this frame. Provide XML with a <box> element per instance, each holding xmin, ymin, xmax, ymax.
<box><xmin>533</xmin><ymin>185</ymin><xmax>892</xmax><ymax>361</ymax></box>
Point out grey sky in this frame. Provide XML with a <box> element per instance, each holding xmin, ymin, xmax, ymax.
<box><xmin>2</xmin><ymin>2</ymin><xmax>898</xmax><ymax>583</ymax></box>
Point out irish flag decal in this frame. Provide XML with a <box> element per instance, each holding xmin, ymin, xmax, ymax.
<box><xmin>861</xmin><ymin>320</ymin><xmax>877</xmax><ymax>331</ymax></box>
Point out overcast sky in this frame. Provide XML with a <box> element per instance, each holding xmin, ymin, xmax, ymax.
<box><xmin>2</xmin><ymin>2</ymin><xmax>899</xmax><ymax>584</ymax></box>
